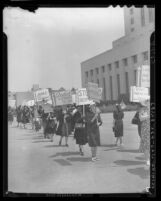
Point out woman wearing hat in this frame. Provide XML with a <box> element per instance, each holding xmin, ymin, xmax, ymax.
<box><xmin>138</xmin><ymin>99</ymin><xmax>150</xmax><ymax>166</ymax></box>
<box><xmin>113</xmin><ymin>104</ymin><xmax>124</xmax><ymax>146</ymax></box>
<box><xmin>85</xmin><ymin>103</ymin><xmax>102</xmax><ymax>162</ymax></box>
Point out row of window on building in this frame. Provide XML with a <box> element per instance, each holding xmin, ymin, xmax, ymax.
<box><xmin>86</xmin><ymin>70</ymin><xmax>136</xmax><ymax>101</ymax></box>
<box><xmin>130</xmin><ymin>7</ymin><xmax>154</xmax><ymax>32</ymax></box>
<box><xmin>85</xmin><ymin>51</ymin><xmax>148</xmax><ymax>78</ymax></box>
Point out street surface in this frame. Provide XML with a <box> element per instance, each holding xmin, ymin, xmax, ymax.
<box><xmin>8</xmin><ymin>111</ymin><xmax>150</xmax><ymax>194</ymax></box>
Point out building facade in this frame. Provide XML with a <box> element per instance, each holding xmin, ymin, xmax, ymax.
<box><xmin>81</xmin><ymin>6</ymin><xmax>155</xmax><ymax>102</ymax></box>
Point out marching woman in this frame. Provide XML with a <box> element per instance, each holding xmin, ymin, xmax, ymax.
<box><xmin>16</xmin><ymin>105</ymin><xmax>23</xmax><ymax>127</ymax></box>
<box><xmin>73</xmin><ymin>106</ymin><xmax>88</xmax><ymax>156</ymax></box>
<box><xmin>85</xmin><ymin>103</ymin><xmax>103</xmax><ymax>162</ymax></box>
<box><xmin>45</xmin><ymin>112</ymin><xmax>56</xmax><ymax>142</ymax></box>
<box><xmin>113</xmin><ymin>104</ymin><xmax>124</xmax><ymax>146</ymax></box>
<box><xmin>138</xmin><ymin>99</ymin><xmax>150</xmax><ymax>166</ymax></box>
<box><xmin>8</xmin><ymin>106</ymin><xmax>14</xmax><ymax>125</ymax></box>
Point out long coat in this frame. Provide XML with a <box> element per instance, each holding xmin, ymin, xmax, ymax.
<box><xmin>85</xmin><ymin>110</ymin><xmax>101</xmax><ymax>147</ymax></box>
<box><xmin>139</xmin><ymin>106</ymin><xmax>150</xmax><ymax>153</ymax></box>
<box><xmin>113</xmin><ymin>109</ymin><xmax>124</xmax><ymax>137</ymax></box>
<box><xmin>73</xmin><ymin>111</ymin><xmax>88</xmax><ymax>145</ymax></box>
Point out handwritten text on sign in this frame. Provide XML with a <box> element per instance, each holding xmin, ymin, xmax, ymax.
<box><xmin>87</xmin><ymin>82</ymin><xmax>102</xmax><ymax>102</ymax></box>
<box><xmin>76</xmin><ymin>88</ymin><xmax>90</xmax><ymax>105</ymax></box>
<box><xmin>141</xmin><ymin>65</ymin><xmax>150</xmax><ymax>88</ymax></box>
<box><xmin>34</xmin><ymin>89</ymin><xmax>50</xmax><ymax>102</ymax></box>
<box><xmin>130</xmin><ymin>86</ymin><xmax>149</xmax><ymax>102</ymax></box>
<box><xmin>52</xmin><ymin>90</ymin><xmax>72</xmax><ymax>106</ymax></box>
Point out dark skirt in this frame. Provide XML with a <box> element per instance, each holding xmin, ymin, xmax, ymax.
<box><xmin>87</xmin><ymin>126</ymin><xmax>101</xmax><ymax>147</ymax></box>
<box><xmin>114</xmin><ymin>119</ymin><xmax>123</xmax><ymax>137</ymax></box>
<box><xmin>74</xmin><ymin>128</ymin><xmax>88</xmax><ymax>145</ymax></box>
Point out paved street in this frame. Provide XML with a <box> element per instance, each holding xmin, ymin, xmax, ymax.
<box><xmin>8</xmin><ymin>111</ymin><xmax>150</xmax><ymax>194</ymax></box>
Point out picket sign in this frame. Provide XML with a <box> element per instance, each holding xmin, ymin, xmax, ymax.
<box><xmin>140</xmin><ymin>65</ymin><xmax>150</xmax><ymax>88</ymax></box>
<box><xmin>34</xmin><ymin>88</ymin><xmax>51</xmax><ymax>102</ymax></box>
<box><xmin>52</xmin><ymin>90</ymin><xmax>72</xmax><ymax>106</ymax></box>
<box><xmin>130</xmin><ymin>86</ymin><xmax>149</xmax><ymax>102</ymax></box>
<box><xmin>87</xmin><ymin>82</ymin><xmax>102</xmax><ymax>103</ymax></box>
<box><xmin>75</xmin><ymin>88</ymin><xmax>94</xmax><ymax>105</ymax></box>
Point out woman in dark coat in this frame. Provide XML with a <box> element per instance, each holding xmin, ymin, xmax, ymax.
<box><xmin>55</xmin><ymin>109</ymin><xmax>66</xmax><ymax>146</ymax></box>
<box><xmin>16</xmin><ymin>106</ymin><xmax>22</xmax><ymax>127</ymax></box>
<box><xmin>73</xmin><ymin>106</ymin><xmax>88</xmax><ymax>155</ymax></box>
<box><xmin>22</xmin><ymin>106</ymin><xmax>30</xmax><ymax>129</ymax></box>
<box><xmin>8</xmin><ymin>106</ymin><xmax>14</xmax><ymax>125</ymax></box>
<box><xmin>85</xmin><ymin>103</ymin><xmax>102</xmax><ymax>161</ymax></box>
<box><xmin>45</xmin><ymin>112</ymin><xmax>56</xmax><ymax>141</ymax></box>
<box><xmin>113</xmin><ymin>104</ymin><xmax>124</xmax><ymax>146</ymax></box>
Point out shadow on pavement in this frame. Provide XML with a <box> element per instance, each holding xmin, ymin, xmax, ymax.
<box><xmin>101</xmin><ymin>144</ymin><xmax>116</xmax><ymax>148</ymax></box>
<box><xmin>104</xmin><ymin>148</ymin><xmax>120</xmax><ymax>151</ymax></box>
<box><xmin>50</xmin><ymin>151</ymin><xmax>80</xmax><ymax>158</ymax></box>
<box><xmin>44</xmin><ymin>145</ymin><xmax>61</xmax><ymax>148</ymax></box>
<box><xmin>117</xmin><ymin>149</ymin><xmax>140</xmax><ymax>153</ymax></box>
<box><xmin>127</xmin><ymin>167</ymin><xmax>150</xmax><ymax>179</ymax></box>
<box><xmin>113</xmin><ymin>160</ymin><xmax>145</xmax><ymax>166</ymax></box>
<box><xmin>66</xmin><ymin>157</ymin><xmax>91</xmax><ymax>162</ymax></box>
<box><xmin>54</xmin><ymin>159</ymin><xmax>72</xmax><ymax>166</ymax></box>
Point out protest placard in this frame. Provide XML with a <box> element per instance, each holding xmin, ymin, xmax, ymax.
<box><xmin>140</xmin><ymin>65</ymin><xmax>150</xmax><ymax>88</ymax></box>
<box><xmin>87</xmin><ymin>82</ymin><xmax>102</xmax><ymax>102</ymax></box>
<box><xmin>52</xmin><ymin>90</ymin><xmax>72</xmax><ymax>106</ymax></box>
<box><xmin>34</xmin><ymin>89</ymin><xmax>51</xmax><ymax>103</ymax></box>
<box><xmin>75</xmin><ymin>88</ymin><xmax>92</xmax><ymax>105</ymax></box>
<box><xmin>130</xmin><ymin>86</ymin><xmax>149</xmax><ymax>102</ymax></box>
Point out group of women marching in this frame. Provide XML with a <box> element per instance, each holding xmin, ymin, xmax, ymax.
<box><xmin>8</xmin><ymin>99</ymin><xmax>150</xmax><ymax>164</ymax></box>
<box><xmin>8</xmin><ymin>102</ymin><xmax>103</xmax><ymax>161</ymax></box>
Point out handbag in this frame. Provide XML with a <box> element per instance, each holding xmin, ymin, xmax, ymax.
<box><xmin>131</xmin><ymin>113</ymin><xmax>139</xmax><ymax>125</ymax></box>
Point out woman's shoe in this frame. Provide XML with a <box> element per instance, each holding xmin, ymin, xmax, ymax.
<box><xmin>92</xmin><ymin>157</ymin><xmax>97</xmax><ymax>162</ymax></box>
<box><xmin>80</xmin><ymin>151</ymin><xmax>84</xmax><ymax>156</ymax></box>
<box><xmin>65</xmin><ymin>144</ymin><xmax>69</xmax><ymax>147</ymax></box>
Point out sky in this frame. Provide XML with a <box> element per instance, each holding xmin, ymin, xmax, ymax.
<box><xmin>4</xmin><ymin>6</ymin><xmax>125</xmax><ymax>92</ymax></box>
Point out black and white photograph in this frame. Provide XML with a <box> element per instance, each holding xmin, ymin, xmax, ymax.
<box><xmin>4</xmin><ymin>5</ymin><xmax>155</xmax><ymax>195</ymax></box>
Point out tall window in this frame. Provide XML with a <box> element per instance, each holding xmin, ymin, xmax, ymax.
<box><xmin>115</xmin><ymin>61</ymin><xmax>119</xmax><ymax>69</ymax></box>
<box><xmin>90</xmin><ymin>69</ymin><xmax>93</xmax><ymax>76</ymax></box>
<box><xmin>123</xmin><ymin>58</ymin><xmax>128</xmax><ymax>66</ymax></box>
<box><xmin>97</xmin><ymin>79</ymin><xmax>99</xmax><ymax>86</ymax></box>
<box><xmin>131</xmin><ymin>17</ymin><xmax>134</xmax><ymax>24</ymax></box>
<box><xmin>110</xmin><ymin>76</ymin><xmax>113</xmax><ymax>101</ymax></box>
<box><xmin>142</xmin><ymin>51</ymin><xmax>148</xmax><ymax>61</ymax></box>
<box><xmin>108</xmin><ymin>64</ymin><xmax>112</xmax><ymax>71</ymax></box>
<box><xmin>85</xmin><ymin>71</ymin><xmax>88</xmax><ymax>78</ymax></box>
<box><xmin>132</xmin><ymin>55</ymin><xmax>137</xmax><ymax>64</ymax></box>
<box><xmin>95</xmin><ymin>68</ymin><xmax>99</xmax><ymax>74</ymax></box>
<box><xmin>130</xmin><ymin>8</ymin><xmax>134</xmax><ymax>15</ymax></box>
<box><xmin>102</xmin><ymin>65</ymin><xmax>105</xmax><ymax>73</ymax></box>
<box><xmin>141</xmin><ymin>7</ymin><xmax>145</xmax><ymax>26</ymax></box>
<box><xmin>117</xmin><ymin>74</ymin><xmax>120</xmax><ymax>98</ymax></box>
<box><xmin>148</xmin><ymin>8</ymin><xmax>154</xmax><ymax>23</ymax></box>
<box><xmin>131</xmin><ymin>27</ymin><xmax>135</xmax><ymax>32</ymax></box>
<box><xmin>134</xmin><ymin>70</ymin><xmax>137</xmax><ymax>85</ymax></box>
<box><xmin>125</xmin><ymin>72</ymin><xmax>129</xmax><ymax>95</ymax></box>
<box><xmin>103</xmin><ymin>78</ymin><xmax>106</xmax><ymax>100</ymax></box>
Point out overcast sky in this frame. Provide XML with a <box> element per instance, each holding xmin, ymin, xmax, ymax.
<box><xmin>4</xmin><ymin>6</ymin><xmax>125</xmax><ymax>92</ymax></box>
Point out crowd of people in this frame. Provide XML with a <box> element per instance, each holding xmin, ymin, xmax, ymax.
<box><xmin>8</xmin><ymin>99</ymin><xmax>150</xmax><ymax>165</ymax></box>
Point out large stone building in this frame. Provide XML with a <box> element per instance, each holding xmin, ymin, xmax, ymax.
<box><xmin>81</xmin><ymin>6</ymin><xmax>155</xmax><ymax>102</ymax></box>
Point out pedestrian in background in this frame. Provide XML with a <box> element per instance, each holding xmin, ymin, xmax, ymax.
<box><xmin>113</xmin><ymin>104</ymin><xmax>124</xmax><ymax>146</ymax></box>
<box><xmin>45</xmin><ymin>112</ymin><xmax>56</xmax><ymax>141</ymax></box>
<box><xmin>85</xmin><ymin>103</ymin><xmax>102</xmax><ymax>162</ymax></box>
